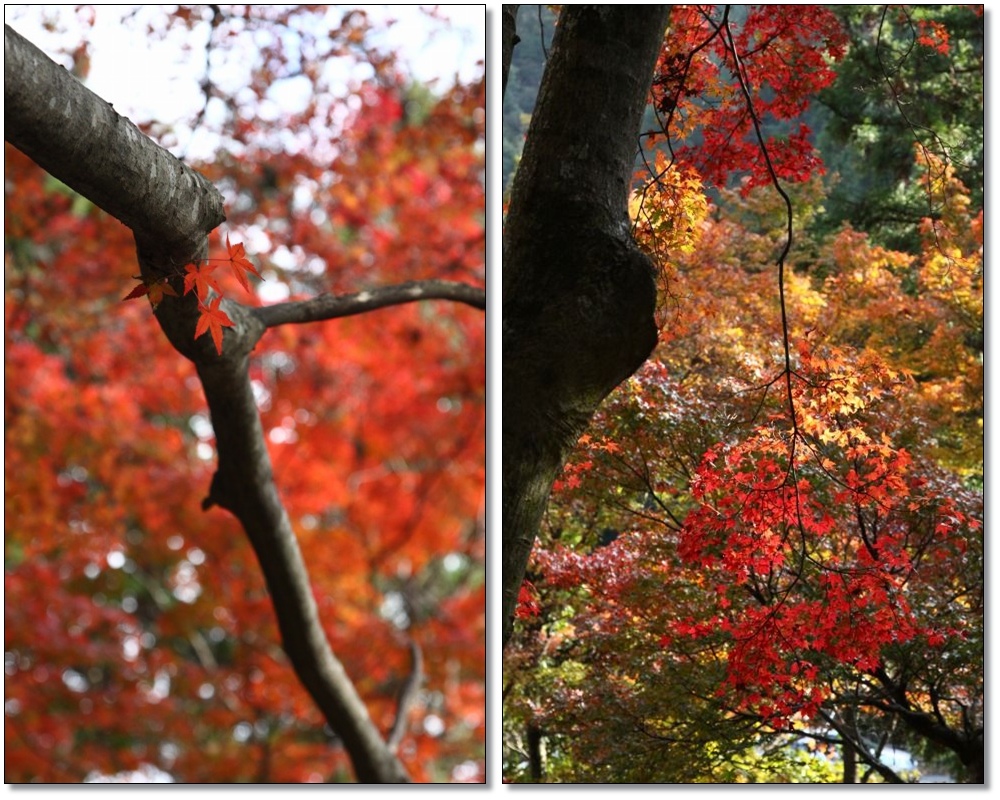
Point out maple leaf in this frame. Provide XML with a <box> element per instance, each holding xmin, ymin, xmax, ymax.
<box><xmin>122</xmin><ymin>277</ymin><xmax>179</xmax><ymax>310</ymax></box>
<box><xmin>195</xmin><ymin>296</ymin><xmax>234</xmax><ymax>355</ymax></box>
<box><xmin>184</xmin><ymin>262</ymin><xmax>224</xmax><ymax>301</ymax></box>
<box><xmin>122</xmin><ymin>282</ymin><xmax>149</xmax><ymax>302</ymax></box>
<box><xmin>226</xmin><ymin>234</ymin><xmax>263</xmax><ymax>293</ymax></box>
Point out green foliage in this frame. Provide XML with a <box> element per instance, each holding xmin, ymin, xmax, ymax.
<box><xmin>812</xmin><ymin>5</ymin><xmax>983</xmax><ymax>252</ymax></box>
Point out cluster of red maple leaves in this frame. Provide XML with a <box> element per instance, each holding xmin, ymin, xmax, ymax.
<box><xmin>123</xmin><ymin>234</ymin><xmax>261</xmax><ymax>353</ymax></box>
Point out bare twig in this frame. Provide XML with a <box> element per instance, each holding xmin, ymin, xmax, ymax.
<box><xmin>253</xmin><ymin>280</ymin><xmax>485</xmax><ymax>328</ymax></box>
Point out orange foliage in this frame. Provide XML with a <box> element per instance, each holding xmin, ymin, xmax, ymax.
<box><xmin>5</xmin><ymin>5</ymin><xmax>484</xmax><ymax>784</ymax></box>
<box><xmin>512</xmin><ymin>150</ymin><xmax>981</xmax><ymax>759</ymax></box>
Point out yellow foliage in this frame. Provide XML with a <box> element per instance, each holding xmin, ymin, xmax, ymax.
<box><xmin>631</xmin><ymin>151</ymin><xmax>709</xmax><ymax>263</ymax></box>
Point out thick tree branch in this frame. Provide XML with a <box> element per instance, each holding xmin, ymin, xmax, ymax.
<box><xmin>4</xmin><ymin>24</ymin><xmax>225</xmax><ymax>256</ymax></box>
<box><xmin>253</xmin><ymin>280</ymin><xmax>485</xmax><ymax>329</ymax></box>
<box><xmin>196</xmin><ymin>352</ymin><xmax>410</xmax><ymax>782</ymax></box>
<box><xmin>872</xmin><ymin>667</ymin><xmax>983</xmax><ymax>781</ymax></box>
<box><xmin>5</xmin><ymin>22</ymin><xmax>410</xmax><ymax>783</ymax></box>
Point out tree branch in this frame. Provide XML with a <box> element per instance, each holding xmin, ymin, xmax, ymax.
<box><xmin>387</xmin><ymin>640</ymin><xmax>424</xmax><ymax>753</ymax></box>
<box><xmin>5</xmin><ymin>22</ymin><xmax>411</xmax><ymax>783</ymax></box>
<box><xmin>4</xmin><ymin>24</ymin><xmax>225</xmax><ymax>256</ymax></box>
<box><xmin>195</xmin><ymin>351</ymin><xmax>410</xmax><ymax>782</ymax></box>
<box><xmin>253</xmin><ymin>280</ymin><xmax>485</xmax><ymax>329</ymax></box>
<box><xmin>818</xmin><ymin>708</ymin><xmax>905</xmax><ymax>783</ymax></box>
<box><xmin>872</xmin><ymin>666</ymin><xmax>982</xmax><ymax>777</ymax></box>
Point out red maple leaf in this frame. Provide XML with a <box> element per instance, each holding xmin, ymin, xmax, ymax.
<box><xmin>184</xmin><ymin>262</ymin><xmax>224</xmax><ymax>301</ymax></box>
<box><xmin>514</xmin><ymin>580</ymin><xmax>541</xmax><ymax>619</ymax></box>
<box><xmin>195</xmin><ymin>295</ymin><xmax>234</xmax><ymax>355</ymax></box>
<box><xmin>122</xmin><ymin>277</ymin><xmax>179</xmax><ymax>309</ymax></box>
<box><xmin>226</xmin><ymin>234</ymin><xmax>262</xmax><ymax>293</ymax></box>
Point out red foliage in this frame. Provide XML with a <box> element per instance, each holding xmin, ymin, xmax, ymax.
<box><xmin>514</xmin><ymin>581</ymin><xmax>541</xmax><ymax>620</ymax></box>
<box><xmin>5</xmin><ymin>5</ymin><xmax>484</xmax><ymax>784</ymax></box>
<box><xmin>672</xmin><ymin>343</ymin><xmax>977</xmax><ymax>724</ymax></box>
<box><xmin>649</xmin><ymin>4</ymin><xmax>847</xmax><ymax>192</ymax></box>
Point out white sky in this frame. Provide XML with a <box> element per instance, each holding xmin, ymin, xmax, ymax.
<box><xmin>3</xmin><ymin>5</ymin><xmax>485</xmax><ymax>146</ymax></box>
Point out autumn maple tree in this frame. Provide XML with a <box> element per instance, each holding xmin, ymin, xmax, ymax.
<box><xmin>503</xmin><ymin>3</ymin><xmax>981</xmax><ymax>784</ymax></box>
<box><xmin>5</xmin><ymin>5</ymin><xmax>484</xmax><ymax>784</ymax></box>
<box><xmin>505</xmin><ymin>161</ymin><xmax>983</xmax><ymax>781</ymax></box>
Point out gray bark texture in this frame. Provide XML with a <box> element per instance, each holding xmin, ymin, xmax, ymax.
<box><xmin>5</xmin><ymin>22</ymin><xmax>485</xmax><ymax>783</ymax></box>
<box><xmin>501</xmin><ymin>5</ymin><xmax>670</xmax><ymax>647</ymax></box>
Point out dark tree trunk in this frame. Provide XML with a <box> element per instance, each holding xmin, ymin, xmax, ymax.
<box><xmin>527</xmin><ymin>721</ymin><xmax>545</xmax><ymax>782</ymax></box>
<box><xmin>501</xmin><ymin>5</ymin><xmax>669</xmax><ymax>646</ymax></box>
<box><xmin>841</xmin><ymin>705</ymin><xmax>857</xmax><ymax>783</ymax></box>
<box><xmin>967</xmin><ymin>746</ymin><xmax>984</xmax><ymax>783</ymax></box>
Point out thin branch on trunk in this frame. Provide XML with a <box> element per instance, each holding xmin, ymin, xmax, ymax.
<box><xmin>253</xmin><ymin>280</ymin><xmax>485</xmax><ymax>328</ymax></box>
<box><xmin>502</xmin><ymin>5</ymin><xmax>521</xmax><ymax>101</ymax></box>
<box><xmin>387</xmin><ymin>640</ymin><xmax>424</xmax><ymax>753</ymax></box>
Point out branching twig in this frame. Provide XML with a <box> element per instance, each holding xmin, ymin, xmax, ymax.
<box><xmin>537</xmin><ymin>5</ymin><xmax>549</xmax><ymax>61</ymax></box>
<box><xmin>721</xmin><ymin>7</ymin><xmax>796</xmax><ymax>437</ymax></box>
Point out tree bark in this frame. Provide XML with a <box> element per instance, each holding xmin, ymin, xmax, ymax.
<box><xmin>5</xmin><ymin>22</ymin><xmax>424</xmax><ymax>783</ymax></box>
<box><xmin>502</xmin><ymin>5</ymin><xmax>520</xmax><ymax>99</ymax></box>
<box><xmin>501</xmin><ymin>6</ymin><xmax>669</xmax><ymax>646</ymax></box>
<box><xmin>841</xmin><ymin>704</ymin><xmax>857</xmax><ymax>783</ymax></box>
<box><xmin>527</xmin><ymin>721</ymin><xmax>544</xmax><ymax>782</ymax></box>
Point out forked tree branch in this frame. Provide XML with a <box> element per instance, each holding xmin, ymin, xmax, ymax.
<box><xmin>5</xmin><ymin>21</ymin><xmax>419</xmax><ymax>784</ymax></box>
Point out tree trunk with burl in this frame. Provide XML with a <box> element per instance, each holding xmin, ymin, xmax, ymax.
<box><xmin>501</xmin><ymin>5</ymin><xmax>669</xmax><ymax>646</ymax></box>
